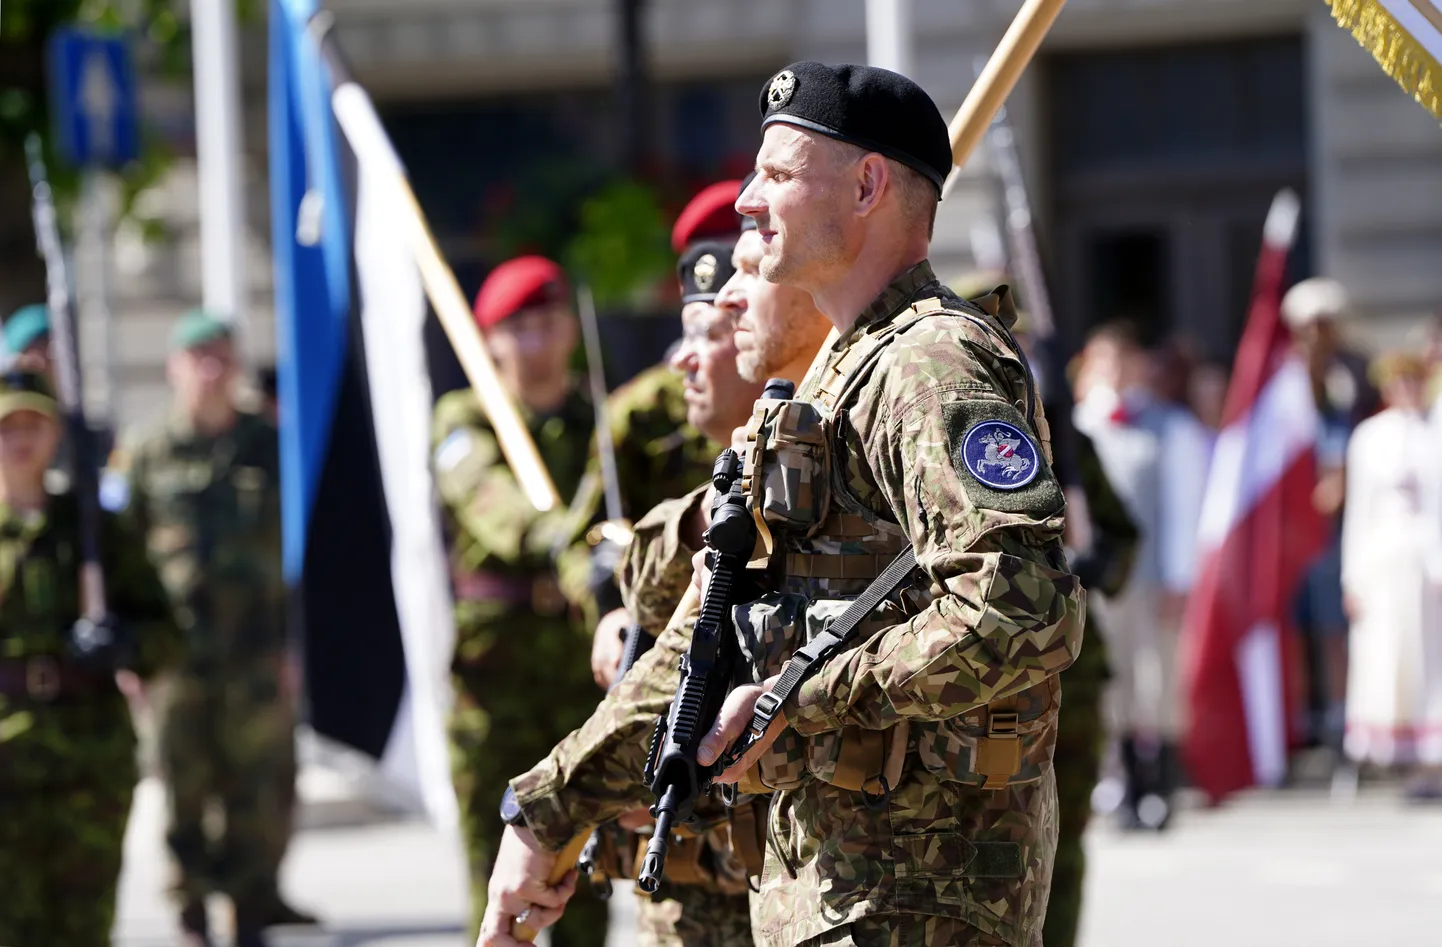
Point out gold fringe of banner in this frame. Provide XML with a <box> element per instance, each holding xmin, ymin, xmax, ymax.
<box><xmin>1328</xmin><ymin>0</ymin><xmax>1442</xmax><ymax>122</ymax></box>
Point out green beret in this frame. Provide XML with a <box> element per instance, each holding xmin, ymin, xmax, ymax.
<box><xmin>4</xmin><ymin>305</ymin><xmax>51</xmax><ymax>354</ymax></box>
<box><xmin>759</xmin><ymin>62</ymin><xmax>952</xmax><ymax>193</ymax></box>
<box><xmin>170</xmin><ymin>309</ymin><xmax>234</xmax><ymax>351</ymax></box>
<box><xmin>0</xmin><ymin>369</ymin><xmax>58</xmax><ymax>421</ymax></box>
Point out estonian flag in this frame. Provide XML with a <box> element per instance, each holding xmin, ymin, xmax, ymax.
<box><xmin>269</xmin><ymin>0</ymin><xmax>458</xmax><ymax>827</ymax></box>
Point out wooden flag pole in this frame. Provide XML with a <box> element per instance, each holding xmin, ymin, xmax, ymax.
<box><xmin>315</xmin><ymin>15</ymin><xmax>561</xmax><ymax>513</ymax></box>
<box><xmin>943</xmin><ymin>0</ymin><xmax>1068</xmax><ymax>197</ymax></box>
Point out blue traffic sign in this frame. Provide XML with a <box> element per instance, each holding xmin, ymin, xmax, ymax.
<box><xmin>48</xmin><ymin>28</ymin><xmax>140</xmax><ymax>168</ymax></box>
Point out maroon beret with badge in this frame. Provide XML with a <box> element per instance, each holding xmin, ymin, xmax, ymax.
<box><xmin>473</xmin><ymin>256</ymin><xmax>568</xmax><ymax>330</ymax></box>
<box><xmin>670</xmin><ymin>180</ymin><xmax>744</xmax><ymax>254</ymax></box>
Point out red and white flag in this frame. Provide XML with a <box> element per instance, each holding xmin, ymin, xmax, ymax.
<box><xmin>1181</xmin><ymin>189</ymin><xmax>1328</xmax><ymax>803</ymax></box>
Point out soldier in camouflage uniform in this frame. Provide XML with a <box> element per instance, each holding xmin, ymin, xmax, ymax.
<box><xmin>118</xmin><ymin>311</ymin><xmax>308</xmax><ymax>947</ymax></box>
<box><xmin>476</xmin><ymin>188</ymin><xmax>838</xmax><ymax>947</ymax></box>
<box><xmin>482</xmin><ymin>65</ymin><xmax>1087</xmax><ymax>947</ymax></box>
<box><xmin>0</xmin><ymin>370</ymin><xmax>184</xmax><ymax>946</ymax></box>
<box><xmin>432</xmin><ymin>256</ymin><xmax>607</xmax><ymax>947</ymax></box>
<box><xmin>567</xmin><ymin>180</ymin><xmax>757</xmax><ymax>689</ymax></box>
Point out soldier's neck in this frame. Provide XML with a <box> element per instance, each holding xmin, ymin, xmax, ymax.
<box><xmin>187</xmin><ymin>401</ymin><xmax>238</xmax><ymax>437</ymax></box>
<box><xmin>0</xmin><ymin>472</ymin><xmax>47</xmax><ymax>512</ymax></box>
<box><xmin>810</xmin><ymin>230</ymin><xmax>928</xmax><ymax>335</ymax></box>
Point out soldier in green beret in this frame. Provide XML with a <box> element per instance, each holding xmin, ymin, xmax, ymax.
<box><xmin>0</xmin><ymin>370</ymin><xmax>183</xmax><ymax>947</ymax></box>
<box><xmin>114</xmin><ymin>309</ymin><xmax>312</xmax><ymax>947</ymax></box>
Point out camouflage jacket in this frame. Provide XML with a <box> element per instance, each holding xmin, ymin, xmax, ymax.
<box><xmin>513</xmin><ymin>487</ymin><xmax>709</xmax><ymax>838</ymax></box>
<box><xmin>557</xmin><ymin>363</ymin><xmax>718</xmax><ymax>614</ymax></box>
<box><xmin>0</xmin><ymin>492</ymin><xmax>183</xmax><ymax>784</ymax></box>
<box><xmin>119</xmin><ymin>409</ymin><xmax>283</xmax><ymax>669</ymax></box>
<box><xmin>432</xmin><ymin>384</ymin><xmax>594</xmax><ymax>638</ymax></box>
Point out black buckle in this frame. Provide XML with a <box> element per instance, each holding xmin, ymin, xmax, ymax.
<box><xmin>26</xmin><ymin>656</ymin><xmax>61</xmax><ymax>701</ymax></box>
<box><xmin>751</xmin><ymin>691</ymin><xmax>782</xmax><ymax>731</ymax></box>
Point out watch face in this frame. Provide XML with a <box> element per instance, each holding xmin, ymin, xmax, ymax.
<box><xmin>500</xmin><ymin>786</ymin><xmax>524</xmax><ymax>824</ymax></box>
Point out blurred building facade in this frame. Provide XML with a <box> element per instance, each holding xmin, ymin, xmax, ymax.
<box><xmin>89</xmin><ymin>0</ymin><xmax>1442</xmax><ymax>426</ymax></box>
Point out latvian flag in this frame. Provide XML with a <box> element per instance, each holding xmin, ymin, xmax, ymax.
<box><xmin>1181</xmin><ymin>190</ymin><xmax>1328</xmax><ymax>803</ymax></box>
<box><xmin>269</xmin><ymin>0</ymin><xmax>458</xmax><ymax>826</ymax></box>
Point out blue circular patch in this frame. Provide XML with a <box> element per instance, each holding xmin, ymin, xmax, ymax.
<box><xmin>961</xmin><ymin>420</ymin><xmax>1040</xmax><ymax>490</ymax></box>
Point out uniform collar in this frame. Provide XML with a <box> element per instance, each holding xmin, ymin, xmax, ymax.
<box><xmin>841</xmin><ymin>260</ymin><xmax>941</xmax><ymax>345</ymax></box>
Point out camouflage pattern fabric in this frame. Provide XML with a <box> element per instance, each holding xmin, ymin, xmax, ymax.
<box><xmin>558</xmin><ymin>362</ymin><xmax>719</xmax><ymax>619</ymax></box>
<box><xmin>743</xmin><ymin>262</ymin><xmax>1083</xmax><ymax>947</ymax></box>
<box><xmin>1044</xmin><ymin>430</ymin><xmax>1137</xmax><ymax>947</ymax></box>
<box><xmin>119</xmin><ymin>409</ymin><xmax>294</xmax><ymax>908</ymax></box>
<box><xmin>795</xmin><ymin>914</ymin><xmax>1012</xmax><ymax>947</ymax></box>
<box><xmin>637</xmin><ymin>882</ymin><xmax>754</xmax><ymax>947</ymax></box>
<box><xmin>0</xmin><ymin>492</ymin><xmax>183</xmax><ymax>946</ymax></box>
<box><xmin>431</xmin><ymin>383</ymin><xmax>608</xmax><ymax>946</ymax></box>
<box><xmin>618</xmin><ymin>485</ymin><xmax>710</xmax><ymax>639</ymax></box>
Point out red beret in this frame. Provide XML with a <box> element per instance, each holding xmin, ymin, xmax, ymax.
<box><xmin>670</xmin><ymin>180</ymin><xmax>743</xmax><ymax>254</ymax></box>
<box><xmin>473</xmin><ymin>256</ymin><xmax>568</xmax><ymax>330</ymax></box>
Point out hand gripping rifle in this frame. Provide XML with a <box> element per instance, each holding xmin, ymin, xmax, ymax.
<box><xmin>637</xmin><ymin>443</ymin><xmax>758</xmax><ymax>893</ymax></box>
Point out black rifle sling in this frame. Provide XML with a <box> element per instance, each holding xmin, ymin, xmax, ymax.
<box><xmin>721</xmin><ymin>545</ymin><xmax>918</xmax><ymax>767</ymax></box>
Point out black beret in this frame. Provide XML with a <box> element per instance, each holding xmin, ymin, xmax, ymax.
<box><xmin>738</xmin><ymin>170</ymin><xmax>758</xmax><ymax>231</ymax></box>
<box><xmin>678</xmin><ymin>240</ymin><xmax>737</xmax><ymax>305</ymax></box>
<box><xmin>758</xmin><ymin>61</ymin><xmax>951</xmax><ymax>193</ymax></box>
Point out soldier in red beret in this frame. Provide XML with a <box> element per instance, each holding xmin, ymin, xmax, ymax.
<box><xmin>431</xmin><ymin>256</ymin><xmax>608</xmax><ymax>947</ymax></box>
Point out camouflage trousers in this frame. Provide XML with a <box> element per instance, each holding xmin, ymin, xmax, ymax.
<box><xmin>450</xmin><ymin>663</ymin><xmax>608</xmax><ymax>947</ymax></box>
<box><xmin>0</xmin><ymin>772</ymin><xmax>134</xmax><ymax>947</ymax></box>
<box><xmin>636</xmin><ymin>881</ymin><xmax>754</xmax><ymax>947</ymax></box>
<box><xmin>1044</xmin><ymin>639</ymin><xmax>1107</xmax><ymax>947</ymax></box>
<box><xmin>158</xmin><ymin>667</ymin><xmax>297</xmax><ymax>907</ymax></box>
<box><xmin>797</xmin><ymin>915</ymin><xmax>1018</xmax><ymax>947</ymax></box>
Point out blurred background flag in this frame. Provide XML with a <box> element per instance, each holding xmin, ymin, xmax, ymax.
<box><xmin>269</xmin><ymin>0</ymin><xmax>458</xmax><ymax>827</ymax></box>
<box><xmin>1328</xmin><ymin>0</ymin><xmax>1442</xmax><ymax>120</ymax></box>
<box><xmin>1181</xmin><ymin>190</ymin><xmax>1328</xmax><ymax>804</ymax></box>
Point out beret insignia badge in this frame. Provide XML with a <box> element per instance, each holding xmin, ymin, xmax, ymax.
<box><xmin>767</xmin><ymin>70</ymin><xmax>796</xmax><ymax>110</ymax></box>
<box><xmin>693</xmin><ymin>253</ymin><xmax>718</xmax><ymax>291</ymax></box>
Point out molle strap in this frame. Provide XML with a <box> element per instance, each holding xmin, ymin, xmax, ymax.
<box><xmin>784</xmin><ymin>552</ymin><xmax>890</xmax><ymax>580</ymax></box>
<box><xmin>742</xmin><ymin>409</ymin><xmax>776</xmax><ymax>564</ymax></box>
<box><xmin>826</xmin><ymin>513</ymin><xmax>877</xmax><ymax>538</ymax></box>
<box><xmin>831</xmin><ymin>725</ymin><xmax>886</xmax><ymax>792</ymax></box>
<box><xmin>976</xmin><ymin>702</ymin><xmax>1023</xmax><ymax>790</ymax></box>
<box><xmin>728</xmin><ymin>800</ymin><xmax>767</xmax><ymax>877</ymax></box>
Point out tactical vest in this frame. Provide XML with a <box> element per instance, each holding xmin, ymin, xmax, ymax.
<box><xmin>732</xmin><ymin>295</ymin><xmax>1060</xmax><ymax>797</ymax></box>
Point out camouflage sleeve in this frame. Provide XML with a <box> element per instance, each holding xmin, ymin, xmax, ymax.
<box><xmin>618</xmin><ymin>485</ymin><xmax>707</xmax><ymax>637</ymax></box>
<box><xmin>511</xmin><ymin>604</ymin><xmax>697</xmax><ymax>851</ymax></box>
<box><xmin>102</xmin><ymin>510</ymin><xmax>183</xmax><ymax>678</ymax></box>
<box><xmin>789</xmin><ymin>315</ymin><xmax>1085</xmax><ymax>736</ymax></box>
<box><xmin>431</xmin><ymin>394</ymin><xmax>554</xmax><ymax>568</ymax></box>
<box><xmin>1074</xmin><ymin>429</ymin><xmax>1139</xmax><ymax>598</ymax></box>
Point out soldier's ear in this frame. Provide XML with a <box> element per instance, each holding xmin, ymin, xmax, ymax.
<box><xmin>855</xmin><ymin>153</ymin><xmax>888</xmax><ymax>217</ymax></box>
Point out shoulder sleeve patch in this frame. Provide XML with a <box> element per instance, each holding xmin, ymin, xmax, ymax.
<box><xmin>942</xmin><ymin>398</ymin><xmax>1064</xmax><ymax>517</ymax></box>
<box><xmin>434</xmin><ymin>428</ymin><xmax>476</xmax><ymax>473</ymax></box>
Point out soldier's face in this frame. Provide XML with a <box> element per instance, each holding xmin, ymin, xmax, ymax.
<box><xmin>0</xmin><ymin>410</ymin><xmax>58</xmax><ymax>477</ymax></box>
<box><xmin>738</xmin><ymin>125</ymin><xmax>851</xmax><ymax>291</ymax></box>
<box><xmin>671</xmin><ymin>301</ymin><xmax>757</xmax><ymax>443</ymax></box>
<box><xmin>486</xmin><ymin>303</ymin><xmax>577</xmax><ymax>385</ymax></box>
<box><xmin>722</xmin><ymin>231</ymin><xmax>823</xmax><ymax>384</ymax></box>
<box><xmin>169</xmin><ymin>339</ymin><xmax>238</xmax><ymax>410</ymax></box>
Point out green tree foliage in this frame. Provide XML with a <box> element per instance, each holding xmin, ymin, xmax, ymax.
<box><xmin>563</xmin><ymin>178</ymin><xmax>673</xmax><ymax>311</ymax></box>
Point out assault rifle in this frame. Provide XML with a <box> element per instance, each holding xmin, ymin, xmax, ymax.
<box><xmin>637</xmin><ymin>433</ymin><xmax>763</xmax><ymax>893</ymax></box>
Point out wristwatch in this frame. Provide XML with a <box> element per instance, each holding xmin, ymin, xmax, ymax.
<box><xmin>499</xmin><ymin>785</ymin><xmax>527</xmax><ymax>827</ymax></box>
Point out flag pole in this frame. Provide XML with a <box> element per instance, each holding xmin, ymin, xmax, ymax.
<box><xmin>307</xmin><ymin>13</ymin><xmax>561</xmax><ymax>513</ymax></box>
<box><xmin>942</xmin><ymin>0</ymin><xmax>1067</xmax><ymax>198</ymax></box>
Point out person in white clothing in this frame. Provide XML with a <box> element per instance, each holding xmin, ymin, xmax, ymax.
<box><xmin>1341</xmin><ymin>351</ymin><xmax>1442</xmax><ymax>800</ymax></box>
<box><xmin>1074</xmin><ymin>322</ymin><xmax>1212</xmax><ymax>830</ymax></box>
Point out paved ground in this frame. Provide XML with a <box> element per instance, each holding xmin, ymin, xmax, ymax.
<box><xmin>116</xmin><ymin>780</ymin><xmax>1442</xmax><ymax>947</ymax></box>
